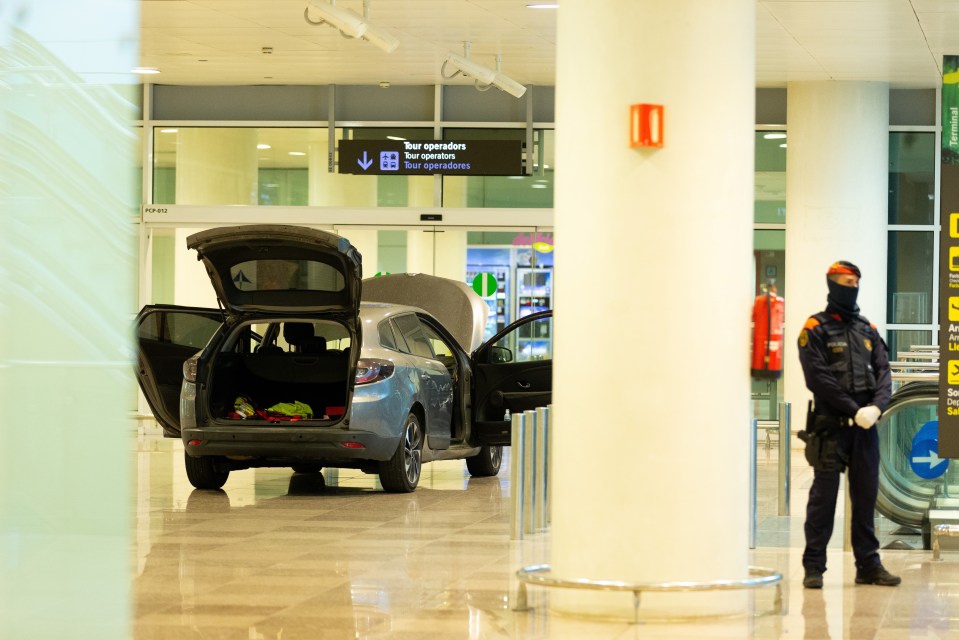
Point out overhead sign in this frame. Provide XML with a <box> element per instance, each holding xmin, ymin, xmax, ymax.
<box><xmin>910</xmin><ymin>420</ymin><xmax>950</xmax><ymax>479</ymax></box>
<box><xmin>338</xmin><ymin>140</ymin><xmax>523</xmax><ymax>176</ymax></box>
<box><xmin>940</xmin><ymin>54</ymin><xmax>959</xmax><ymax>458</ymax></box>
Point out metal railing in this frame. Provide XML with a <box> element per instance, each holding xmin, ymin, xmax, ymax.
<box><xmin>513</xmin><ymin>564</ymin><xmax>783</xmax><ymax>624</ymax></box>
<box><xmin>510</xmin><ymin>405</ymin><xmax>550</xmax><ymax>539</ymax></box>
<box><xmin>890</xmin><ymin>354</ymin><xmax>938</xmax><ymax>389</ymax></box>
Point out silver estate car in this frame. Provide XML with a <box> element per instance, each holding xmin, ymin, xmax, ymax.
<box><xmin>135</xmin><ymin>225</ymin><xmax>552</xmax><ymax>492</ymax></box>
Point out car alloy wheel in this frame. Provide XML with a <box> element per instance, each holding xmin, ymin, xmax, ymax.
<box><xmin>466</xmin><ymin>445</ymin><xmax>503</xmax><ymax>477</ymax></box>
<box><xmin>379</xmin><ymin>412</ymin><xmax>423</xmax><ymax>493</ymax></box>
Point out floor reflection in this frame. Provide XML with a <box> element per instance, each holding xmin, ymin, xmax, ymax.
<box><xmin>134</xmin><ymin>430</ymin><xmax>959</xmax><ymax>640</ymax></box>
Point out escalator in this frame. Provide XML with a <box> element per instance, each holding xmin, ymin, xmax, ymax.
<box><xmin>876</xmin><ymin>381</ymin><xmax>959</xmax><ymax>546</ymax></box>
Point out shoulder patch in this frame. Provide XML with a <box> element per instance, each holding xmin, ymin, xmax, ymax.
<box><xmin>803</xmin><ymin>317</ymin><xmax>821</xmax><ymax>330</ymax></box>
<box><xmin>799</xmin><ymin>329</ymin><xmax>810</xmax><ymax>348</ymax></box>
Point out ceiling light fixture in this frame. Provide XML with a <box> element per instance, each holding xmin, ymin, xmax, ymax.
<box><xmin>131</xmin><ymin>67</ymin><xmax>160</xmax><ymax>75</ymax></box>
<box><xmin>526</xmin><ymin>3</ymin><xmax>559</xmax><ymax>8</ymax></box>
<box><xmin>442</xmin><ymin>42</ymin><xmax>527</xmax><ymax>99</ymax></box>
<box><xmin>763</xmin><ymin>132</ymin><xmax>786</xmax><ymax>139</ymax></box>
<box><xmin>490</xmin><ymin>54</ymin><xmax>527</xmax><ymax>98</ymax></box>
<box><xmin>304</xmin><ymin>0</ymin><xmax>399</xmax><ymax>53</ymax></box>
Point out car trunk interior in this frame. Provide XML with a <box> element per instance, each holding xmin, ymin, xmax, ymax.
<box><xmin>207</xmin><ymin>321</ymin><xmax>353</xmax><ymax>424</ymax></box>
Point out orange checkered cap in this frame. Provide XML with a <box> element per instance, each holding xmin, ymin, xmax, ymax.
<box><xmin>826</xmin><ymin>261</ymin><xmax>861</xmax><ymax>278</ymax></box>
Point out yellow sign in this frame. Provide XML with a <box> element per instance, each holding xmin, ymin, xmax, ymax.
<box><xmin>950</xmin><ymin>297</ymin><xmax>959</xmax><ymax>322</ymax></box>
<box><xmin>949</xmin><ymin>360</ymin><xmax>959</xmax><ymax>385</ymax></box>
<box><xmin>951</xmin><ymin>213</ymin><xmax>959</xmax><ymax>238</ymax></box>
<box><xmin>951</xmin><ymin>246</ymin><xmax>959</xmax><ymax>272</ymax></box>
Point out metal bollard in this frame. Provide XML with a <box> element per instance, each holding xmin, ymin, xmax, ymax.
<box><xmin>510</xmin><ymin>412</ymin><xmax>527</xmax><ymax>540</ymax></box>
<box><xmin>509</xmin><ymin>406</ymin><xmax>553</xmax><ymax>539</ymax></box>
<box><xmin>534</xmin><ymin>406</ymin><xmax>549</xmax><ymax>532</ymax></box>
<box><xmin>778</xmin><ymin>402</ymin><xmax>791</xmax><ymax>516</ymax></box>
<box><xmin>523</xmin><ymin>409</ymin><xmax>536</xmax><ymax>534</ymax></box>
<box><xmin>749</xmin><ymin>417</ymin><xmax>757</xmax><ymax>550</ymax></box>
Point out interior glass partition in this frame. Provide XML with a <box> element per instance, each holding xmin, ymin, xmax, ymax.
<box><xmin>752</xmin><ymin>128</ymin><xmax>786</xmax><ymax>423</ymax></box>
<box><xmin>442</xmin><ymin>129</ymin><xmax>554</xmax><ymax>208</ymax></box>
<box><xmin>754</xmin><ymin>131</ymin><xmax>787</xmax><ymax>224</ymax></box>
<box><xmin>151</xmin><ymin>126</ymin><xmax>557</xmax><ymax>209</ymax></box>
<box><xmin>887</xmin><ymin>130</ymin><xmax>937</xmax><ymax>356</ymax></box>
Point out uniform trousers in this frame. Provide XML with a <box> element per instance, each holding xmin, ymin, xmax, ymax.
<box><xmin>802</xmin><ymin>424</ymin><xmax>881</xmax><ymax>574</ymax></box>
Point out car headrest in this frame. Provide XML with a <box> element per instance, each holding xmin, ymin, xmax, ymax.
<box><xmin>283</xmin><ymin>322</ymin><xmax>313</xmax><ymax>345</ymax></box>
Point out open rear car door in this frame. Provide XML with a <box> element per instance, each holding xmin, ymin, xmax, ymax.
<box><xmin>135</xmin><ymin>305</ymin><xmax>224</xmax><ymax>437</ymax></box>
<box><xmin>470</xmin><ymin>310</ymin><xmax>553</xmax><ymax>446</ymax></box>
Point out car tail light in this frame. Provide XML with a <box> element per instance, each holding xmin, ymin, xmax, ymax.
<box><xmin>355</xmin><ymin>358</ymin><xmax>395</xmax><ymax>385</ymax></box>
<box><xmin>182</xmin><ymin>353</ymin><xmax>200</xmax><ymax>383</ymax></box>
<box><xmin>341</xmin><ymin>442</ymin><xmax>365</xmax><ymax>449</ymax></box>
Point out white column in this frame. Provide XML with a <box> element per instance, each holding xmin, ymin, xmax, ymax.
<box><xmin>173</xmin><ymin>129</ymin><xmax>259</xmax><ymax>307</ymax></box>
<box><xmin>552</xmin><ymin>0</ymin><xmax>755</xmax><ymax>619</ymax></box>
<box><xmin>340</xmin><ymin>229</ymin><xmax>379</xmax><ymax>276</ymax></box>
<box><xmin>404</xmin><ymin>228</ymin><xmax>466</xmax><ymax>278</ymax></box>
<box><xmin>434</xmin><ymin>229</ymin><xmax>467</xmax><ymax>280</ymax></box>
<box><xmin>176</xmin><ymin>128</ymin><xmax>258</xmax><ymax>205</ymax></box>
<box><xmin>174</xmin><ymin>228</ymin><xmax>216</xmax><ymax>308</ymax></box>
<box><xmin>783</xmin><ymin>82</ymin><xmax>889</xmax><ymax>429</ymax></box>
<box><xmin>406</xmin><ymin>229</ymin><xmax>436</xmax><ymax>275</ymax></box>
<box><xmin>308</xmin><ymin>129</ymin><xmax>380</xmax><ymax>206</ymax></box>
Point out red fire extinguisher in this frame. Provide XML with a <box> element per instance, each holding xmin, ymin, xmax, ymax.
<box><xmin>752</xmin><ymin>284</ymin><xmax>785</xmax><ymax>379</ymax></box>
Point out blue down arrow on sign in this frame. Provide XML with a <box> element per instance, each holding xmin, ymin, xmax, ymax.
<box><xmin>910</xmin><ymin>420</ymin><xmax>949</xmax><ymax>480</ymax></box>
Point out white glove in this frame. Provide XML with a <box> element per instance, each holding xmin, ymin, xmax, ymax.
<box><xmin>854</xmin><ymin>405</ymin><xmax>881</xmax><ymax>429</ymax></box>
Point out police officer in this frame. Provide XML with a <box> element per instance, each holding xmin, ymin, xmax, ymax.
<box><xmin>797</xmin><ymin>261</ymin><xmax>899</xmax><ymax>589</ymax></box>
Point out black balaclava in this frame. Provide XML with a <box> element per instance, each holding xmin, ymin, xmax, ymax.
<box><xmin>825</xmin><ymin>260</ymin><xmax>861</xmax><ymax>319</ymax></box>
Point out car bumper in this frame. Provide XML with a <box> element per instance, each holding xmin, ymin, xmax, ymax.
<box><xmin>181</xmin><ymin>424</ymin><xmax>397</xmax><ymax>461</ymax></box>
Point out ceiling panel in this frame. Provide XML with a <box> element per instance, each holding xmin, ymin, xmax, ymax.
<box><xmin>139</xmin><ymin>1</ymin><xmax>957</xmax><ymax>89</ymax></box>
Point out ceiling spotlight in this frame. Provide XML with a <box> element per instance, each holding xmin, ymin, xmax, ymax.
<box><xmin>362</xmin><ymin>25</ymin><xmax>400</xmax><ymax>53</ymax></box>
<box><xmin>442</xmin><ymin>43</ymin><xmax>526</xmax><ymax>99</ymax></box>
<box><xmin>304</xmin><ymin>1</ymin><xmax>366</xmax><ymax>37</ymax></box>
<box><xmin>443</xmin><ymin>46</ymin><xmax>496</xmax><ymax>85</ymax></box>
<box><xmin>360</xmin><ymin>1</ymin><xmax>399</xmax><ymax>54</ymax></box>
<box><xmin>303</xmin><ymin>0</ymin><xmax>399</xmax><ymax>53</ymax></box>
<box><xmin>491</xmin><ymin>54</ymin><xmax>527</xmax><ymax>98</ymax></box>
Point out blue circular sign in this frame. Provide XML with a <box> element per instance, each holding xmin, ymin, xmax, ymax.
<box><xmin>910</xmin><ymin>420</ymin><xmax>949</xmax><ymax>480</ymax></box>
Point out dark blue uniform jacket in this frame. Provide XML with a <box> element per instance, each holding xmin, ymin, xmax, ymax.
<box><xmin>797</xmin><ymin>311</ymin><xmax>892</xmax><ymax>418</ymax></box>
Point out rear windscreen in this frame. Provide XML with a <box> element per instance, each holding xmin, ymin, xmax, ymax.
<box><xmin>229</xmin><ymin>259</ymin><xmax>345</xmax><ymax>293</ymax></box>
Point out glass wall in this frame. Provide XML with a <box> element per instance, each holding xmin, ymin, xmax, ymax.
<box><xmin>887</xmin><ymin>131</ymin><xmax>937</xmax><ymax>356</ymax></box>
<box><xmin>150</xmin><ymin>126</ymin><xmax>554</xmax><ymax>209</ymax></box>
<box><xmin>754</xmin><ymin>131</ymin><xmax>787</xmax><ymax>224</ymax></box>
<box><xmin>752</xmin><ymin>129</ymin><xmax>787</xmax><ymax>421</ymax></box>
<box><xmin>442</xmin><ymin>129</ymin><xmax>554</xmax><ymax>208</ymax></box>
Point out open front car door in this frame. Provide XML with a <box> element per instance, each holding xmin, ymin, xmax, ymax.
<box><xmin>470</xmin><ymin>310</ymin><xmax>552</xmax><ymax>446</ymax></box>
<box><xmin>135</xmin><ymin>305</ymin><xmax>224</xmax><ymax>437</ymax></box>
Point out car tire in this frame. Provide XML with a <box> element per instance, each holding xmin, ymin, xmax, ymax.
<box><xmin>184</xmin><ymin>452</ymin><xmax>230</xmax><ymax>490</ymax></box>
<box><xmin>291</xmin><ymin>464</ymin><xmax>323</xmax><ymax>474</ymax></box>
<box><xmin>466</xmin><ymin>445</ymin><xmax>503</xmax><ymax>477</ymax></box>
<box><xmin>378</xmin><ymin>412</ymin><xmax>423</xmax><ymax>493</ymax></box>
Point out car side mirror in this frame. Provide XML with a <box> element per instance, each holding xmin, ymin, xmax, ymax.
<box><xmin>488</xmin><ymin>346</ymin><xmax>512</xmax><ymax>364</ymax></box>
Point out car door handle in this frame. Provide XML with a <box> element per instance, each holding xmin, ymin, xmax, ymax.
<box><xmin>517</xmin><ymin>381</ymin><xmax>531</xmax><ymax>389</ymax></box>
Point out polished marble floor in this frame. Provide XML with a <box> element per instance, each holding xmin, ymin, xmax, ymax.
<box><xmin>133</xmin><ymin>426</ymin><xmax>959</xmax><ymax>639</ymax></box>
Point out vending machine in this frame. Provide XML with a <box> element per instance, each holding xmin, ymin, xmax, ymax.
<box><xmin>514</xmin><ymin>266</ymin><xmax>552</xmax><ymax>359</ymax></box>
<box><xmin>466</xmin><ymin>247</ymin><xmax>512</xmax><ymax>341</ymax></box>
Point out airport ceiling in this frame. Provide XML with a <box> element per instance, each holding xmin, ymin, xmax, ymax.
<box><xmin>141</xmin><ymin>1</ymin><xmax>958</xmax><ymax>89</ymax></box>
